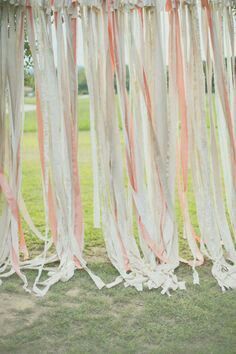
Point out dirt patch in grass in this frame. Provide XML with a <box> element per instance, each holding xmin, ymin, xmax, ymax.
<box><xmin>85</xmin><ymin>246</ymin><xmax>110</xmax><ymax>264</ymax></box>
<box><xmin>0</xmin><ymin>293</ymin><xmax>45</xmax><ymax>337</ymax></box>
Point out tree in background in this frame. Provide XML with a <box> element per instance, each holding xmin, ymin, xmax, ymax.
<box><xmin>23</xmin><ymin>1</ymin><xmax>235</xmax><ymax>94</ymax></box>
<box><xmin>78</xmin><ymin>67</ymin><xmax>88</xmax><ymax>94</ymax></box>
<box><xmin>24</xmin><ymin>36</ymin><xmax>35</xmax><ymax>89</ymax></box>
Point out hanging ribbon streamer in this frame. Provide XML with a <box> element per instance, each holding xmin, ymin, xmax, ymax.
<box><xmin>0</xmin><ymin>3</ymin><xmax>29</xmax><ymax>291</ymax></box>
<box><xmin>0</xmin><ymin>0</ymin><xmax>235</xmax><ymax>295</ymax></box>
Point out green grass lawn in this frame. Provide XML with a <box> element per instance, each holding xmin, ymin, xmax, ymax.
<box><xmin>24</xmin><ymin>96</ymin><xmax>91</xmax><ymax>132</ymax></box>
<box><xmin>0</xmin><ymin>98</ymin><xmax>235</xmax><ymax>353</ymax></box>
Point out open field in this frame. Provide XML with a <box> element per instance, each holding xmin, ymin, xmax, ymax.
<box><xmin>24</xmin><ymin>96</ymin><xmax>91</xmax><ymax>132</ymax></box>
<box><xmin>0</xmin><ymin>97</ymin><xmax>235</xmax><ymax>353</ymax></box>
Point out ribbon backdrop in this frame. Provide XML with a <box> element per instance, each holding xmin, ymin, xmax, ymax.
<box><xmin>0</xmin><ymin>0</ymin><xmax>235</xmax><ymax>296</ymax></box>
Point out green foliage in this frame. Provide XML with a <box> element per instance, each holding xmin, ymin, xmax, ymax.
<box><xmin>77</xmin><ymin>66</ymin><xmax>130</xmax><ymax>95</ymax></box>
<box><xmin>24</xmin><ymin>37</ymin><xmax>33</xmax><ymax>71</ymax></box>
<box><xmin>114</xmin><ymin>65</ymin><xmax>130</xmax><ymax>93</ymax></box>
<box><xmin>24</xmin><ymin>73</ymin><xmax>35</xmax><ymax>89</ymax></box>
<box><xmin>78</xmin><ymin>67</ymin><xmax>88</xmax><ymax>95</ymax></box>
<box><xmin>24</xmin><ymin>36</ymin><xmax>35</xmax><ymax>89</ymax></box>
